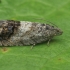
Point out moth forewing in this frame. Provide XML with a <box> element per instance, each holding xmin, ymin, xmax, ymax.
<box><xmin>0</xmin><ymin>20</ymin><xmax>63</xmax><ymax>46</ymax></box>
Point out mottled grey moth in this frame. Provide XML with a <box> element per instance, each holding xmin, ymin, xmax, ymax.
<box><xmin>0</xmin><ymin>20</ymin><xmax>63</xmax><ymax>46</ymax></box>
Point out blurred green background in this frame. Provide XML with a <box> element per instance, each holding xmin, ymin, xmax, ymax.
<box><xmin>0</xmin><ymin>0</ymin><xmax>70</xmax><ymax>70</ymax></box>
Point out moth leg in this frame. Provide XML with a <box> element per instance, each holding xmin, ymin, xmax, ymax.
<box><xmin>31</xmin><ymin>44</ymin><xmax>35</xmax><ymax>49</ymax></box>
<box><xmin>47</xmin><ymin>39</ymin><xmax>51</xmax><ymax>46</ymax></box>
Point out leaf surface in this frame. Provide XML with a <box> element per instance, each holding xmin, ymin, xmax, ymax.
<box><xmin>0</xmin><ymin>0</ymin><xmax>70</xmax><ymax>70</ymax></box>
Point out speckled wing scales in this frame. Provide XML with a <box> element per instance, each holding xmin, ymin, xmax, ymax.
<box><xmin>0</xmin><ymin>20</ymin><xmax>63</xmax><ymax>46</ymax></box>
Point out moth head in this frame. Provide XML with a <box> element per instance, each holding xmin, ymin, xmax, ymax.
<box><xmin>45</xmin><ymin>24</ymin><xmax>63</xmax><ymax>36</ymax></box>
<box><xmin>53</xmin><ymin>28</ymin><xmax>63</xmax><ymax>36</ymax></box>
<box><xmin>46</xmin><ymin>25</ymin><xmax>63</xmax><ymax>36</ymax></box>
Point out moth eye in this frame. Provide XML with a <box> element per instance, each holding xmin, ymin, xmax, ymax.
<box><xmin>52</xmin><ymin>26</ymin><xmax>54</xmax><ymax>28</ymax></box>
<box><xmin>57</xmin><ymin>30</ymin><xmax>59</xmax><ymax>32</ymax></box>
<box><xmin>46</xmin><ymin>26</ymin><xmax>49</xmax><ymax>30</ymax></box>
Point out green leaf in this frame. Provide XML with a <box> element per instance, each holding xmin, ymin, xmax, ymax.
<box><xmin>0</xmin><ymin>0</ymin><xmax>70</xmax><ymax>70</ymax></box>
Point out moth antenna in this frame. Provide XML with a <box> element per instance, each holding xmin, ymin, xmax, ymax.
<box><xmin>32</xmin><ymin>18</ymin><xmax>58</xmax><ymax>27</ymax></box>
<box><xmin>31</xmin><ymin>44</ymin><xmax>35</xmax><ymax>49</ymax></box>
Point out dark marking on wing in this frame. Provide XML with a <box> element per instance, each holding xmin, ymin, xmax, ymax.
<box><xmin>0</xmin><ymin>20</ymin><xmax>21</xmax><ymax>41</ymax></box>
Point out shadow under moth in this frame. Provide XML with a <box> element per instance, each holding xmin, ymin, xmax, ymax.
<box><xmin>0</xmin><ymin>20</ymin><xmax>63</xmax><ymax>46</ymax></box>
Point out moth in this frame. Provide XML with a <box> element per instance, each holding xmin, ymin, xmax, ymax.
<box><xmin>0</xmin><ymin>20</ymin><xmax>63</xmax><ymax>46</ymax></box>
